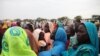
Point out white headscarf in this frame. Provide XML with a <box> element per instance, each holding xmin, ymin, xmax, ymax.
<box><xmin>48</xmin><ymin>22</ymin><xmax>54</xmax><ymax>33</ymax></box>
<box><xmin>33</xmin><ymin>29</ymin><xmax>42</xmax><ymax>41</ymax></box>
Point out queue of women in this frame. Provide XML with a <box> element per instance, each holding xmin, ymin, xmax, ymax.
<box><xmin>0</xmin><ymin>19</ymin><xmax>99</xmax><ymax>56</ymax></box>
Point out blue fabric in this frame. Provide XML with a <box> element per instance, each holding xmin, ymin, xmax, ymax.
<box><xmin>62</xmin><ymin>22</ymin><xmax>99</xmax><ymax>56</ymax></box>
<box><xmin>50</xmin><ymin>41</ymin><xmax>66</xmax><ymax>56</ymax></box>
<box><xmin>84</xmin><ymin>22</ymin><xmax>99</xmax><ymax>55</ymax></box>
<box><xmin>73</xmin><ymin>44</ymin><xmax>96</xmax><ymax>56</ymax></box>
<box><xmin>39</xmin><ymin>27</ymin><xmax>67</xmax><ymax>56</ymax></box>
<box><xmin>57</xmin><ymin>21</ymin><xmax>63</xmax><ymax>27</ymax></box>
<box><xmin>74</xmin><ymin>22</ymin><xmax>99</xmax><ymax>56</ymax></box>
<box><xmin>63</xmin><ymin>44</ymin><xmax>97</xmax><ymax>56</ymax></box>
<box><xmin>39</xmin><ymin>51</ymin><xmax>51</xmax><ymax>56</ymax></box>
<box><xmin>62</xmin><ymin>48</ymin><xmax>75</xmax><ymax>56</ymax></box>
<box><xmin>55</xmin><ymin>27</ymin><xmax>67</xmax><ymax>43</ymax></box>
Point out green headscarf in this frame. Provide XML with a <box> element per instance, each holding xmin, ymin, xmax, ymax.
<box><xmin>1</xmin><ymin>26</ymin><xmax>37</xmax><ymax>56</ymax></box>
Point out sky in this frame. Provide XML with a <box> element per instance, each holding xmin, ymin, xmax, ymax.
<box><xmin>0</xmin><ymin>0</ymin><xmax>100</xmax><ymax>19</ymax></box>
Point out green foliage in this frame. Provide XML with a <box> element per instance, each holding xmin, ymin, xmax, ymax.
<box><xmin>58</xmin><ymin>16</ymin><xmax>69</xmax><ymax>22</ymax></box>
<box><xmin>75</xmin><ymin>16</ymin><xmax>82</xmax><ymax>20</ymax></box>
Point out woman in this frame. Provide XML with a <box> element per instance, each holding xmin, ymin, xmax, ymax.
<box><xmin>25</xmin><ymin>29</ymin><xmax>39</xmax><ymax>54</ymax></box>
<box><xmin>63</xmin><ymin>22</ymin><xmax>99</xmax><ymax>56</ymax></box>
<box><xmin>0</xmin><ymin>21</ymin><xmax>7</xmax><ymax>54</ymax></box>
<box><xmin>0</xmin><ymin>21</ymin><xmax>3</xmax><ymax>54</ymax></box>
<box><xmin>24</xmin><ymin>23</ymin><xmax>34</xmax><ymax>33</ymax></box>
<box><xmin>44</xmin><ymin>23</ymin><xmax>52</xmax><ymax>50</ymax></box>
<box><xmin>39</xmin><ymin>22</ymin><xmax>67</xmax><ymax>56</ymax></box>
<box><xmin>1</xmin><ymin>26</ymin><xmax>37</xmax><ymax>56</ymax></box>
<box><xmin>66</xmin><ymin>24</ymin><xmax>76</xmax><ymax>50</ymax></box>
<box><xmin>38</xmin><ymin>32</ymin><xmax>47</xmax><ymax>52</ymax></box>
<box><xmin>76</xmin><ymin>22</ymin><xmax>99</xmax><ymax>56</ymax></box>
<box><xmin>23</xmin><ymin>23</ymin><xmax>39</xmax><ymax>54</ymax></box>
<box><xmin>33</xmin><ymin>27</ymin><xmax>42</xmax><ymax>41</ymax></box>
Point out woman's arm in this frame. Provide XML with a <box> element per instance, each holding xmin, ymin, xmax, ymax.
<box><xmin>25</xmin><ymin>29</ymin><xmax>39</xmax><ymax>54</ymax></box>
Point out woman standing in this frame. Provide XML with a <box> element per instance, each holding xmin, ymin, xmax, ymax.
<box><xmin>39</xmin><ymin>22</ymin><xmax>67</xmax><ymax>56</ymax></box>
<box><xmin>1</xmin><ymin>26</ymin><xmax>37</xmax><ymax>56</ymax></box>
<box><xmin>63</xmin><ymin>22</ymin><xmax>99</xmax><ymax>56</ymax></box>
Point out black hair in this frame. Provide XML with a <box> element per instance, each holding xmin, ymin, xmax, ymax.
<box><xmin>38</xmin><ymin>32</ymin><xmax>45</xmax><ymax>41</ymax></box>
<box><xmin>50</xmin><ymin>28</ymin><xmax>58</xmax><ymax>40</ymax></box>
<box><xmin>24</xmin><ymin>23</ymin><xmax>34</xmax><ymax>32</ymax></box>
<box><xmin>67</xmin><ymin>25</ymin><xmax>75</xmax><ymax>40</ymax></box>
<box><xmin>16</xmin><ymin>21</ymin><xmax>21</xmax><ymax>26</ymax></box>
<box><xmin>44</xmin><ymin>23</ymin><xmax>50</xmax><ymax>33</ymax></box>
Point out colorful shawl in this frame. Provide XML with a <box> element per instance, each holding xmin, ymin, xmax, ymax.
<box><xmin>1</xmin><ymin>26</ymin><xmax>37</xmax><ymax>56</ymax></box>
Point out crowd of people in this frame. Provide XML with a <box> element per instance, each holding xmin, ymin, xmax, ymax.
<box><xmin>0</xmin><ymin>19</ymin><xmax>100</xmax><ymax>56</ymax></box>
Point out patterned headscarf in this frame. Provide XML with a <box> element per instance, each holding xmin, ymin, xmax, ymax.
<box><xmin>1</xmin><ymin>26</ymin><xmax>37</xmax><ymax>56</ymax></box>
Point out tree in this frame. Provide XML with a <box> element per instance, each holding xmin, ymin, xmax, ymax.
<box><xmin>92</xmin><ymin>15</ymin><xmax>100</xmax><ymax>22</ymax></box>
<box><xmin>14</xmin><ymin>18</ymin><xmax>21</xmax><ymax>22</ymax></box>
<box><xmin>50</xmin><ymin>19</ymin><xmax>57</xmax><ymax>23</ymax></box>
<box><xmin>58</xmin><ymin>16</ymin><xmax>69</xmax><ymax>25</ymax></box>
<box><xmin>36</xmin><ymin>17</ymin><xmax>43</xmax><ymax>22</ymax></box>
<box><xmin>74</xmin><ymin>16</ymin><xmax>82</xmax><ymax>22</ymax></box>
